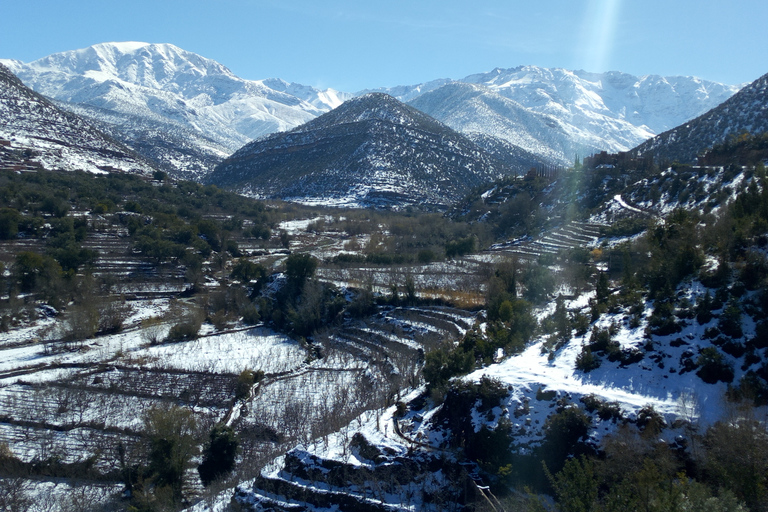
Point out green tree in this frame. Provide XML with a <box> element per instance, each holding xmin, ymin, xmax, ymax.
<box><xmin>719</xmin><ymin>297</ymin><xmax>743</xmax><ymax>338</ymax></box>
<box><xmin>595</xmin><ymin>272</ymin><xmax>610</xmax><ymax>305</ymax></box>
<box><xmin>142</xmin><ymin>404</ymin><xmax>199</xmax><ymax>504</ymax></box>
<box><xmin>445</xmin><ymin>235</ymin><xmax>477</xmax><ymax>258</ymax></box>
<box><xmin>423</xmin><ymin>346</ymin><xmax>474</xmax><ymax>391</ymax></box>
<box><xmin>704</xmin><ymin>415</ymin><xmax>768</xmax><ymax>510</ymax></box>
<box><xmin>284</xmin><ymin>253</ymin><xmax>318</xmax><ymax>293</ymax></box>
<box><xmin>13</xmin><ymin>251</ymin><xmax>62</xmax><ymax>294</ymax></box>
<box><xmin>0</xmin><ymin>208</ymin><xmax>20</xmax><ymax>240</ymax></box>
<box><xmin>547</xmin><ymin>455</ymin><xmax>599</xmax><ymax>512</ymax></box>
<box><xmin>696</xmin><ymin>347</ymin><xmax>734</xmax><ymax>384</ymax></box>
<box><xmin>196</xmin><ymin>219</ymin><xmax>222</xmax><ymax>252</ymax></box>
<box><xmin>231</xmin><ymin>259</ymin><xmax>267</xmax><ymax>293</ymax></box>
<box><xmin>539</xmin><ymin>406</ymin><xmax>592</xmax><ymax>475</ymax></box>
<box><xmin>198</xmin><ymin>424</ymin><xmax>238</xmax><ymax>486</ymax></box>
<box><xmin>553</xmin><ymin>295</ymin><xmax>571</xmax><ymax>341</ymax></box>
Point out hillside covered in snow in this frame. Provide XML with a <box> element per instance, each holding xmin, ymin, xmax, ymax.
<box><xmin>2</xmin><ymin>43</ymin><xmax>741</xmax><ymax>178</ymax></box>
<box><xmin>0</xmin><ymin>62</ymin><xmax>157</xmax><ymax>175</ymax></box>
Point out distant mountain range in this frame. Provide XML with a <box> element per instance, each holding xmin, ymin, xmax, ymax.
<box><xmin>631</xmin><ymin>71</ymin><xmax>768</xmax><ymax>164</ymax></box>
<box><xmin>1</xmin><ymin>42</ymin><xmax>741</xmax><ymax>177</ymax></box>
<box><xmin>207</xmin><ymin>93</ymin><xmax>514</xmax><ymax>209</ymax></box>
<box><xmin>384</xmin><ymin>66</ymin><xmax>740</xmax><ymax>165</ymax></box>
<box><xmin>1</xmin><ymin>42</ymin><xmax>350</xmax><ymax>178</ymax></box>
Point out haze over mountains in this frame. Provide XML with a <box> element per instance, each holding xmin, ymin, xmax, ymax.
<box><xmin>1</xmin><ymin>42</ymin><xmax>741</xmax><ymax>179</ymax></box>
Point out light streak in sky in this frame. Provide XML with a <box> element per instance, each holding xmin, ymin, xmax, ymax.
<box><xmin>580</xmin><ymin>0</ymin><xmax>622</xmax><ymax>73</ymax></box>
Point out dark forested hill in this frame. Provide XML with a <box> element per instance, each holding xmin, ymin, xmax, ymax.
<box><xmin>207</xmin><ymin>93</ymin><xmax>517</xmax><ymax>210</ymax></box>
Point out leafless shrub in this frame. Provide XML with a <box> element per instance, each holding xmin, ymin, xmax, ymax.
<box><xmin>140</xmin><ymin>315</ymin><xmax>165</xmax><ymax>345</ymax></box>
<box><xmin>97</xmin><ymin>298</ymin><xmax>130</xmax><ymax>335</ymax></box>
<box><xmin>63</xmin><ymin>302</ymin><xmax>99</xmax><ymax>347</ymax></box>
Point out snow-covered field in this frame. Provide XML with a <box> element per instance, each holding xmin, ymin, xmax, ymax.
<box><xmin>0</xmin><ymin>278</ymin><xmax>479</xmax><ymax>511</ymax></box>
<box><xmin>131</xmin><ymin>327</ymin><xmax>306</xmax><ymax>375</ymax></box>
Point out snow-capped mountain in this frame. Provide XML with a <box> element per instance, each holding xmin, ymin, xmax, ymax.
<box><xmin>0</xmin><ymin>62</ymin><xmax>157</xmax><ymax>175</ymax></box>
<box><xmin>1</xmin><ymin>42</ymin><xmax>351</xmax><ymax>177</ymax></box>
<box><xmin>374</xmin><ymin>66</ymin><xmax>740</xmax><ymax>165</ymax></box>
<box><xmin>463</xmin><ymin>67</ymin><xmax>739</xmax><ymax>134</ymax></box>
<box><xmin>2</xmin><ymin>43</ymin><xmax>741</xmax><ymax>180</ymax></box>
<box><xmin>58</xmin><ymin>100</ymin><xmax>232</xmax><ymax>181</ymax></box>
<box><xmin>631</xmin><ymin>71</ymin><xmax>768</xmax><ymax>164</ymax></box>
<box><xmin>207</xmin><ymin>93</ymin><xmax>515</xmax><ymax>209</ymax></box>
<box><xmin>408</xmin><ymin>82</ymin><xmax>578</xmax><ymax>166</ymax></box>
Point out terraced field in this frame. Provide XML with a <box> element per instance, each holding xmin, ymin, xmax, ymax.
<box><xmin>490</xmin><ymin>221</ymin><xmax>603</xmax><ymax>259</ymax></box>
<box><xmin>0</xmin><ymin>251</ymin><xmax>479</xmax><ymax>509</ymax></box>
<box><xmin>0</xmin><ymin>199</ymin><xmax>608</xmax><ymax>510</ymax></box>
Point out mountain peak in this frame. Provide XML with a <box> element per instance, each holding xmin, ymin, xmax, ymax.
<box><xmin>21</xmin><ymin>41</ymin><xmax>236</xmax><ymax>91</ymax></box>
<box><xmin>93</xmin><ymin>41</ymin><xmax>153</xmax><ymax>53</ymax></box>
<box><xmin>4</xmin><ymin>42</ymin><xmax>340</xmax><ymax>159</ymax></box>
<box><xmin>298</xmin><ymin>92</ymin><xmax>445</xmax><ymax>133</ymax></box>
<box><xmin>207</xmin><ymin>93</ymin><xmax>512</xmax><ymax>209</ymax></box>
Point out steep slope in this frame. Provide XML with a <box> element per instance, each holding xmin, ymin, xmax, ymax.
<box><xmin>464</xmin><ymin>132</ymin><xmax>550</xmax><ymax>174</ymax></box>
<box><xmin>207</xmin><ymin>93</ymin><xmax>514</xmax><ymax>209</ymax></box>
<box><xmin>409</xmin><ymin>82</ymin><xmax>578</xmax><ymax>166</ymax></box>
<box><xmin>1</xmin><ymin>42</ymin><xmax>350</xmax><ymax>176</ymax></box>
<box><xmin>631</xmin><ymin>71</ymin><xmax>768</xmax><ymax>164</ymax></box>
<box><xmin>59</xmin><ymin>101</ymin><xmax>230</xmax><ymax>180</ymax></box>
<box><xmin>375</xmin><ymin>66</ymin><xmax>738</xmax><ymax>164</ymax></box>
<box><xmin>0</xmin><ymin>62</ymin><xmax>156</xmax><ymax>174</ymax></box>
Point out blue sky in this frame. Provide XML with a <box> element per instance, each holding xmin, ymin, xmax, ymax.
<box><xmin>3</xmin><ymin>0</ymin><xmax>767</xmax><ymax>92</ymax></box>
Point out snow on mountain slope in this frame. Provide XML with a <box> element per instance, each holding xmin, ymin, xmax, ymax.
<box><xmin>408</xmin><ymin>82</ymin><xmax>578</xmax><ymax>166</ymax></box>
<box><xmin>359</xmin><ymin>78</ymin><xmax>453</xmax><ymax>102</ymax></box>
<box><xmin>208</xmin><ymin>93</ymin><xmax>514</xmax><ymax>209</ymax></box>
<box><xmin>261</xmin><ymin>77</ymin><xmax>352</xmax><ymax>110</ymax></box>
<box><xmin>2</xmin><ymin>43</ymin><xmax>741</xmax><ymax>180</ymax></box>
<box><xmin>1</xmin><ymin>42</ymin><xmax>344</xmax><ymax>156</ymax></box>
<box><xmin>0</xmin><ymin>62</ymin><xmax>157</xmax><ymax>174</ymax></box>
<box><xmin>471</xmin><ymin>297</ymin><xmax>729</xmax><ymax>429</ymax></box>
<box><xmin>59</xmin><ymin>100</ymin><xmax>231</xmax><ymax>180</ymax></box>
<box><xmin>631</xmin><ymin>71</ymin><xmax>768</xmax><ymax>164</ymax></box>
<box><xmin>463</xmin><ymin>66</ymin><xmax>739</xmax><ymax>135</ymax></box>
<box><xmin>376</xmin><ymin>66</ymin><xmax>739</xmax><ymax>165</ymax></box>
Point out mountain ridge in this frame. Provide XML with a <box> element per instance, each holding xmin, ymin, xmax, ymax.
<box><xmin>0</xmin><ymin>61</ymin><xmax>158</xmax><ymax>175</ymax></box>
<box><xmin>207</xmin><ymin>93</ymin><xmax>515</xmax><ymax>209</ymax></box>
<box><xmin>391</xmin><ymin>66</ymin><xmax>740</xmax><ymax>165</ymax></box>
<box><xmin>1</xmin><ymin>42</ymin><xmax>742</xmax><ymax>178</ymax></box>
<box><xmin>1</xmin><ymin>42</ymin><xmax>350</xmax><ymax>178</ymax></box>
<box><xmin>630</xmin><ymin>71</ymin><xmax>768</xmax><ymax>164</ymax></box>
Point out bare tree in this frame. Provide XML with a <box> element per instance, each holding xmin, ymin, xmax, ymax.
<box><xmin>0</xmin><ymin>477</ymin><xmax>32</xmax><ymax>512</ymax></box>
<box><xmin>140</xmin><ymin>316</ymin><xmax>165</xmax><ymax>346</ymax></box>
